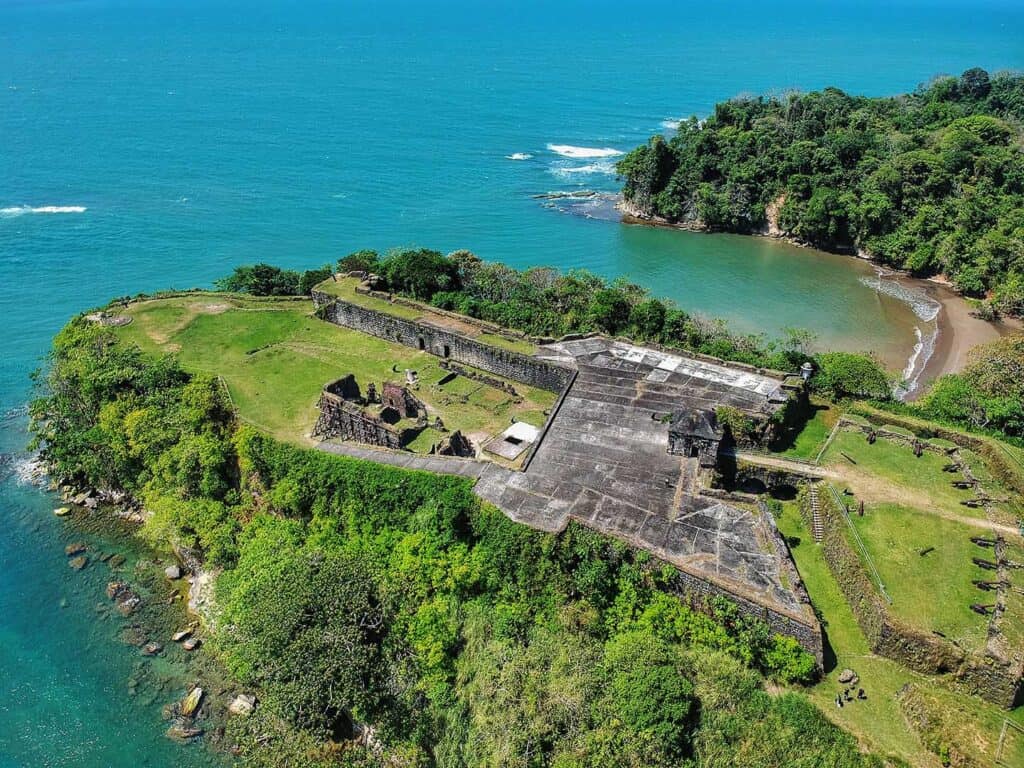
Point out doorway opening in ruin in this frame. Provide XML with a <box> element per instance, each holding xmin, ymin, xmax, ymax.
<box><xmin>418</xmin><ymin>337</ymin><xmax>425</xmax><ymax>351</ymax></box>
<box><xmin>443</xmin><ymin>344</ymin><xmax>450</xmax><ymax>358</ymax></box>
<box><xmin>689</xmin><ymin>445</ymin><xmax>700</xmax><ymax>459</ymax></box>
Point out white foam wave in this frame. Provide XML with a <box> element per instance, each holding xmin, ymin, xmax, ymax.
<box><xmin>547</xmin><ymin>144</ymin><xmax>623</xmax><ymax>159</ymax></box>
<box><xmin>13</xmin><ymin>454</ymin><xmax>47</xmax><ymax>487</ymax></box>
<box><xmin>548</xmin><ymin>162</ymin><xmax>617</xmax><ymax>178</ymax></box>
<box><xmin>0</xmin><ymin>205</ymin><xmax>87</xmax><ymax>218</ymax></box>
<box><xmin>895</xmin><ymin>324</ymin><xmax>938</xmax><ymax>400</ymax></box>
<box><xmin>860</xmin><ymin>271</ymin><xmax>940</xmax><ymax>322</ymax></box>
<box><xmin>661</xmin><ymin>117</ymin><xmax>682</xmax><ymax>130</ymax></box>
<box><xmin>506</xmin><ymin>152</ymin><xmax>533</xmax><ymax>161</ymax></box>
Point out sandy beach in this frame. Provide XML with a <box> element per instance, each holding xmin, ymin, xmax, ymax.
<box><xmin>907</xmin><ymin>279</ymin><xmax>1021</xmax><ymax>399</ymax></box>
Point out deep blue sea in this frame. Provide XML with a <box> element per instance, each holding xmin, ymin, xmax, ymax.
<box><xmin>1</xmin><ymin>1</ymin><xmax>1022</xmax><ymax>764</ymax></box>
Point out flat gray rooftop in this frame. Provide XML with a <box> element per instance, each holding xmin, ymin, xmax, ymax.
<box><xmin>318</xmin><ymin>336</ymin><xmax>810</xmax><ymax>622</ymax></box>
<box><xmin>476</xmin><ymin>337</ymin><xmax>809</xmax><ymax>619</ymax></box>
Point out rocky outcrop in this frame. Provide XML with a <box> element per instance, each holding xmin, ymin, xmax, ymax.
<box><xmin>106</xmin><ymin>581</ymin><xmax>141</xmax><ymax>616</ymax></box>
<box><xmin>180</xmin><ymin>686</ymin><xmax>204</xmax><ymax>718</ymax></box>
<box><xmin>228</xmin><ymin>694</ymin><xmax>256</xmax><ymax>717</ymax></box>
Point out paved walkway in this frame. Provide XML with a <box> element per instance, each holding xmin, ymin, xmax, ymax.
<box><xmin>731</xmin><ymin>451</ymin><xmax>836</xmax><ymax>479</ymax></box>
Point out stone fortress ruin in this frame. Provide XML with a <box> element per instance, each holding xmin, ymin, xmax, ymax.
<box><xmin>310</xmin><ymin>280</ymin><xmax>823</xmax><ymax>662</ymax></box>
<box><xmin>313</xmin><ymin>372</ymin><xmax>475</xmax><ymax>457</ymax></box>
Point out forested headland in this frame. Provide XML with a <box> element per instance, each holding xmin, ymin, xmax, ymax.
<box><xmin>29</xmin><ymin>316</ymin><xmax>877</xmax><ymax>768</ymax></box>
<box><xmin>617</xmin><ymin>68</ymin><xmax>1024</xmax><ymax>316</ymax></box>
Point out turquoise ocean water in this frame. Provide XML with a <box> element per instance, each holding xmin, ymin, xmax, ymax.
<box><xmin>1</xmin><ymin>1</ymin><xmax>1022</xmax><ymax>764</ymax></box>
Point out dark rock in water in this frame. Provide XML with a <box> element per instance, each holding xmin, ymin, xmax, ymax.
<box><xmin>68</xmin><ymin>555</ymin><xmax>89</xmax><ymax>570</ymax></box>
<box><xmin>122</xmin><ymin>625</ymin><xmax>148</xmax><ymax>647</ymax></box>
<box><xmin>65</xmin><ymin>542</ymin><xmax>87</xmax><ymax>556</ymax></box>
<box><xmin>106</xmin><ymin>581</ymin><xmax>128</xmax><ymax>600</ymax></box>
<box><xmin>98</xmin><ymin>551</ymin><xmax>114</xmax><ymax>563</ymax></box>
<box><xmin>108</xmin><ymin>554</ymin><xmax>126</xmax><ymax>568</ymax></box>
<box><xmin>142</xmin><ymin>641</ymin><xmax>164</xmax><ymax>656</ymax></box>
<box><xmin>106</xmin><ymin>581</ymin><xmax>141</xmax><ymax>615</ymax></box>
<box><xmin>165</xmin><ymin>721</ymin><xmax>203</xmax><ymax>742</ymax></box>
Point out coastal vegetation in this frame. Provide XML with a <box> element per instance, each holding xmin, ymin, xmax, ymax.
<box><xmin>617</xmin><ymin>68</ymin><xmax>1024</xmax><ymax>316</ymax></box>
<box><xmin>32</xmin><ymin>315</ymin><xmax>879</xmax><ymax>768</ymax></box>
<box><xmin>917</xmin><ymin>334</ymin><xmax>1024</xmax><ymax>436</ymax></box>
<box><xmin>31</xmin><ymin>252</ymin><xmax>1024</xmax><ymax>767</ymax></box>
<box><xmin>330</xmin><ymin>247</ymin><xmax>822</xmax><ymax>373</ymax></box>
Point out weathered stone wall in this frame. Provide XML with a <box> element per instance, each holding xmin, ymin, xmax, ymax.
<box><xmin>807</xmin><ymin>488</ymin><xmax>1022</xmax><ymax>706</ymax></box>
<box><xmin>666</xmin><ymin>565</ymin><xmax>824</xmax><ymax>666</ymax></box>
<box><xmin>314</xmin><ymin>391</ymin><xmax>415</xmax><ymax>449</ymax></box>
<box><xmin>438</xmin><ymin>360</ymin><xmax>519</xmax><ymax>397</ymax></box>
<box><xmin>725</xmin><ymin>460</ymin><xmax>815</xmax><ymax>492</ymax></box>
<box><xmin>312</xmin><ymin>291</ymin><xmax>574</xmax><ymax>393</ymax></box>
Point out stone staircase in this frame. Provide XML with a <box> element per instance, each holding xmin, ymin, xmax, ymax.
<box><xmin>808</xmin><ymin>484</ymin><xmax>825</xmax><ymax>542</ymax></box>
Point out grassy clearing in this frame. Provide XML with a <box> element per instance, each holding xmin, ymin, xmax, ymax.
<box><xmin>823</xmin><ymin>431</ymin><xmax>984</xmax><ymax>518</ymax></box>
<box><xmin>775</xmin><ymin>502</ymin><xmax>1024</xmax><ymax>767</ymax></box>
<box><xmin>775</xmin><ymin>501</ymin><xmax>931</xmax><ymax>765</ymax></box>
<box><xmin>777</xmin><ymin>400</ymin><xmax>838</xmax><ymax>460</ymax></box>
<box><xmin>819</xmin><ymin>431</ymin><xmax>1015</xmax><ymax>647</ymax></box>
<box><xmin>113</xmin><ymin>294</ymin><xmax>554</xmax><ymax>448</ymax></box>
<box><xmin>850</xmin><ymin>503</ymin><xmax>988</xmax><ymax>649</ymax></box>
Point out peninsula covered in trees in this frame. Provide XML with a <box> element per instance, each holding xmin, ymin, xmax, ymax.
<box><xmin>31</xmin><ymin>247</ymin><xmax>1024</xmax><ymax>766</ymax></box>
<box><xmin>617</xmin><ymin>68</ymin><xmax>1024</xmax><ymax>315</ymax></box>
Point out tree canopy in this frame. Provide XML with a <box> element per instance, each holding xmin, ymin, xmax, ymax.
<box><xmin>618</xmin><ymin>69</ymin><xmax>1024</xmax><ymax>315</ymax></box>
<box><xmin>30</xmin><ymin>314</ymin><xmax>877</xmax><ymax>768</ymax></box>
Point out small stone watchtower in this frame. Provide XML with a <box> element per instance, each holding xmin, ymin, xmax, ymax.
<box><xmin>668</xmin><ymin>408</ymin><xmax>722</xmax><ymax>467</ymax></box>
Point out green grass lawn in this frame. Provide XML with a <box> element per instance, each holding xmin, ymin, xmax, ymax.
<box><xmin>775</xmin><ymin>501</ymin><xmax>1024</xmax><ymax>767</ymax></box>
<box><xmin>775</xmin><ymin>400</ymin><xmax>838</xmax><ymax>460</ymax></box>
<box><xmin>114</xmin><ymin>294</ymin><xmax>554</xmax><ymax>448</ymax></box>
<box><xmin>849</xmin><ymin>503</ymin><xmax>988</xmax><ymax>649</ymax></box>
<box><xmin>823</xmin><ymin>431</ymin><xmax>984</xmax><ymax>518</ymax></box>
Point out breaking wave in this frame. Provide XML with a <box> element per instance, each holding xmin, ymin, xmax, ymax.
<box><xmin>11</xmin><ymin>454</ymin><xmax>47</xmax><ymax>487</ymax></box>
<box><xmin>860</xmin><ymin>268</ymin><xmax>941</xmax><ymax>400</ymax></box>
<box><xmin>506</xmin><ymin>152</ymin><xmax>533</xmax><ymax>160</ymax></box>
<box><xmin>896</xmin><ymin>325</ymin><xmax>938</xmax><ymax>400</ymax></box>
<box><xmin>0</xmin><ymin>205</ymin><xmax>87</xmax><ymax>218</ymax></box>
<box><xmin>860</xmin><ymin>270</ymin><xmax>940</xmax><ymax>322</ymax></box>
<box><xmin>548</xmin><ymin>161</ymin><xmax>617</xmax><ymax>177</ymax></box>
<box><xmin>661</xmin><ymin>117</ymin><xmax>682</xmax><ymax>130</ymax></box>
<box><xmin>547</xmin><ymin>144</ymin><xmax>623</xmax><ymax>159</ymax></box>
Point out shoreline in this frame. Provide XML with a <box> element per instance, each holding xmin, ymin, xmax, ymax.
<box><xmin>617</xmin><ymin>204</ymin><xmax>1022</xmax><ymax>397</ymax></box>
<box><xmin>906</xmin><ymin>279</ymin><xmax>1022</xmax><ymax>399</ymax></box>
